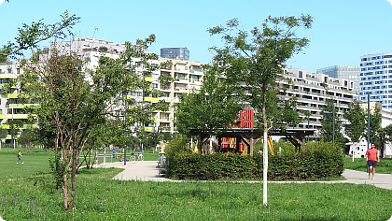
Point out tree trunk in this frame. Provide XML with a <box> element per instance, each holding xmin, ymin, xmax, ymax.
<box><xmin>63</xmin><ymin>173</ymin><xmax>68</xmax><ymax>210</ymax></box>
<box><xmin>68</xmin><ymin>149</ymin><xmax>78</xmax><ymax>211</ymax></box>
<box><xmin>262</xmin><ymin>104</ymin><xmax>268</xmax><ymax>206</ymax></box>
<box><xmin>352</xmin><ymin>142</ymin><xmax>355</xmax><ymax>162</ymax></box>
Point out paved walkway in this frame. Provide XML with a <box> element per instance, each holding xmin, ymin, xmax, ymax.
<box><xmin>100</xmin><ymin>161</ymin><xmax>392</xmax><ymax>190</ymax></box>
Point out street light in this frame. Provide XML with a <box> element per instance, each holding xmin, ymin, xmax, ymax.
<box><xmin>324</xmin><ymin>103</ymin><xmax>335</xmax><ymax>143</ymax></box>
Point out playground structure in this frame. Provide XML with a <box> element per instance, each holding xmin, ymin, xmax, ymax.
<box><xmin>189</xmin><ymin>109</ymin><xmax>315</xmax><ymax>155</ymax></box>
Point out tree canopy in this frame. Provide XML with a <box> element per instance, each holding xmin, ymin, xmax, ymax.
<box><xmin>11</xmin><ymin>34</ymin><xmax>165</xmax><ymax>211</ymax></box>
<box><xmin>207</xmin><ymin>15</ymin><xmax>313</xmax><ymax>206</ymax></box>
<box><xmin>175</xmin><ymin>64</ymin><xmax>243</xmax><ymax>136</ymax></box>
<box><xmin>0</xmin><ymin>10</ymin><xmax>80</xmax><ymax>62</ymax></box>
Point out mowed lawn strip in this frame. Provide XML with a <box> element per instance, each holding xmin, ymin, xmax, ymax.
<box><xmin>0</xmin><ymin>151</ymin><xmax>392</xmax><ymax>220</ymax></box>
<box><xmin>343</xmin><ymin>157</ymin><xmax>392</xmax><ymax>174</ymax></box>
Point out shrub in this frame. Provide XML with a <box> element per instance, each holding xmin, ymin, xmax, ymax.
<box><xmin>169</xmin><ymin>141</ymin><xmax>344</xmax><ymax>180</ymax></box>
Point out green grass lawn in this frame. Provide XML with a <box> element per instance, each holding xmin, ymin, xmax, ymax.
<box><xmin>0</xmin><ymin>149</ymin><xmax>392</xmax><ymax>220</ymax></box>
<box><xmin>343</xmin><ymin>157</ymin><xmax>392</xmax><ymax>174</ymax></box>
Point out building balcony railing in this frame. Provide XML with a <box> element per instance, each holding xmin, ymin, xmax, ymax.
<box><xmin>159</xmin><ymin>97</ymin><xmax>171</xmax><ymax>102</ymax></box>
<box><xmin>145</xmin><ymin>76</ymin><xmax>153</xmax><ymax>82</ymax></box>
<box><xmin>159</xmin><ymin>126</ymin><xmax>171</xmax><ymax>131</ymax></box>
<box><xmin>0</xmin><ymin>124</ymin><xmax>38</xmax><ymax>129</ymax></box>
<box><xmin>160</xmin><ymin>117</ymin><xmax>170</xmax><ymax>122</ymax></box>
<box><xmin>0</xmin><ymin>74</ymin><xmax>15</xmax><ymax>79</ymax></box>
<box><xmin>6</xmin><ymin>134</ymin><xmax>20</xmax><ymax>139</ymax></box>
<box><xmin>7</xmin><ymin>93</ymin><xmax>29</xmax><ymax>99</ymax></box>
<box><xmin>6</xmin><ymin>103</ymin><xmax>39</xmax><ymax>109</ymax></box>
<box><xmin>144</xmin><ymin>97</ymin><xmax>159</xmax><ymax>103</ymax></box>
<box><xmin>175</xmin><ymin>77</ymin><xmax>188</xmax><ymax>82</ymax></box>
<box><xmin>6</xmin><ymin>114</ymin><xmax>29</xmax><ymax>119</ymax></box>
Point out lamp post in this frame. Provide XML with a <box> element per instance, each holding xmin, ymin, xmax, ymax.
<box><xmin>367</xmin><ymin>93</ymin><xmax>370</xmax><ymax>150</ymax></box>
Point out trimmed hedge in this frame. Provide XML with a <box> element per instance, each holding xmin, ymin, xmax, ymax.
<box><xmin>169</xmin><ymin>142</ymin><xmax>344</xmax><ymax>180</ymax></box>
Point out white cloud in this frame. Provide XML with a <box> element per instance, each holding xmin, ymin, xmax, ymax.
<box><xmin>387</xmin><ymin>0</ymin><xmax>392</xmax><ymax>7</ymax></box>
<box><xmin>0</xmin><ymin>0</ymin><xmax>5</xmax><ymax>7</ymax></box>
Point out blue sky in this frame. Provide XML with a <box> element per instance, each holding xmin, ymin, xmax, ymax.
<box><xmin>1</xmin><ymin>0</ymin><xmax>392</xmax><ymax>73</ymax></box>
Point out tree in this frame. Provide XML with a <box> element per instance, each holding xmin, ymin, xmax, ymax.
<box><xmin>0</xmin><ymin>128</ymin><xmax>7</xmax><ymax>150</ymax></box>
<box><xmin>343</xmin><ymin>101</ymin><xmax>366</xmax><ymax>161</ymax></box>
<box><xmin>17</xmin><ymin>128</ymin><xmax>39</xmax><ymax>151</ymax></box>
<box><xmin>365</xmin><ymin>107</ymin><xmax>382</xmax><ymax>150</ymax></box>
<box><xmin>320</xmin><ymin>99</ymin><xmax>344</xmax><ymax>143</ymax></box>
<box><xmin>207</xmin><ymin>15</ymin><xmax>313</xmax><ymax>206</ymax></box>
<box><xmin>0</xmin><ymin>10</ymin><xmax>80</xmax><ymax>62</ymax></box>
<box><xmin>381</xmin><ymin>124</ymin><xmax>392</xmax><ymax>157</ymax></box>
<box><xmin>14</xmin><ymin>34</ymin><xmax>163</xmax><ymax>211</ymax></box>
<box><xmin>175</xmin><ymin>63</ymin><xmax>243</xmax><ymax>153</ymax></box>
<box><xmin>7</xmin><ymin>119</ymin><xmax>24</xmax><ymax>148</ymax></box>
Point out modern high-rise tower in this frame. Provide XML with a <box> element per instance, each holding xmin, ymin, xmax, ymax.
<box><xmin>160</xmin><ymin>47</ymin><xmax>190</xmax><ymax>60</ymax></box>
<box><xmin>359</xmin><ymin>52</ymin><xmax>392</xmax><ymax>109</ymax></box>
<box><xmin>316</xmin><ymin>65</ymin><xmax>360</xmax><ymax>94</ymax></box>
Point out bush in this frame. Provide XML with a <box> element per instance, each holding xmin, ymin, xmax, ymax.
<box><xmin>169</xmin><ymin>141</ymin><xmax>344</xmax><ymax>180</ymax></box>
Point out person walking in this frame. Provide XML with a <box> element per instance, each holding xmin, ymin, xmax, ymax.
<box><xmin>366</xmin><ymin>143</ymin><xmax>380</xmax><ymax>180</ymax></box>
<box><xmin>16</xmin><ymin>150</ymin><xmax>23</xmax><ymax>164</ymax></box>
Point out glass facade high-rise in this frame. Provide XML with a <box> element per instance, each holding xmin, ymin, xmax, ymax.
<box><xmin>316</xmin><ymin>65</ymin><xmax>360</xmax><ymax>94</ymax></box>
<box><xmin>160</xmin><ymin>47</ymin><xmax>190</xmax><ymax>60</ymax></box>
<box><xmin>359</xmin><ymin>52</ymin><xmax>392</xmax><ymax>109</ymax></box>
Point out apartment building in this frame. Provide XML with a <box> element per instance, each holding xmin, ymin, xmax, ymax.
<box><xmin>51</xmin><ymin>38</ymin><xmax>360</xmax><ymax>137</ymax></box>
<box><xmin>282</xmin><ymin>68</ymin><xmax>357</xmax><ymax>133</ymax></box>
<box><xmin>53</xmin><ymin>38</ymin><xmax>204</xmax><ymax>134</ymax></box>
<box><xmin>359</xmin><ymin>52</ymin><xmax>392</xmax><ymax>109</ymax></box>
<box><xmin>158</xmin><ymin>58</ymin><xmax>204</xmax><ymax>133</ymax></box>
<box><xmin>0</xmin><ymin>63</ymin><xmax>38</xmax><ymax>143</ymax></box>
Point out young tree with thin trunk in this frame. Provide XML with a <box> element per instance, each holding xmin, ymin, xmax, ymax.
<box><xmin>207</xmin><ymin>15</ymin><xmax>313</xmax><ymax>206</ymax></box>
<box><xmin>175</xmin><ymin>63</ymin><xmax>243</xmax><ymax>153</ymax></box>
<box><xmin>11</xmin><ymin>34</ymin><xmax>163</xmax><ymax>211</ymax></box>
<box><xmin>343</xmin><ymin>101</ymin><xmax>366</xmax><ymax>162</ymax></box>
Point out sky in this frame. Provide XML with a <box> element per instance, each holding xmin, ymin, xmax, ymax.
<box><xmin>1</xmin><ymin>0</ymin><xmax>392</xmax><ymax>73</ymax></box>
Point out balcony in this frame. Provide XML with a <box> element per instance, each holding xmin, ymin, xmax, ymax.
<box><xmin>159</xmin><ymin>126</ymin><xmax>171</xmax><ymax>131</ymax></box>
<box><xmin>0</xmin><ymin>74</ymin><xmax>15</xmax><ymax>79</ymax></box>
<box><xmin>7</xmin><ymin>103</ymin><xmax>39</xmax><ymax>108</ymax></box>
<box><xmin>160</xmin><ymin>86</ymin><xmax>171</xmax><ymax>91</ymax></box>
<box><xmin>159</xmin><ymin>97</ymin><xmax>171</xmax><ymax>102</ymax></box>
<box><xmin>0</xmin><ymin>124</ymin><xmax>37</xmax><ymax>129</ymax></box>
<box><xmin>6</xmin><ymin>114</ymin><xmax>29</xmax><ymax>119</ymax></box>
<box><xmin>6</xmin><ymin>134</ymin><xmax>20</xmax><ymax>139</ymax></box>
<box><xmin>160</xmin><ymin>117</ymin><xmax>170</xmax><ymax>122</ymax></box>
<box><xmin>7</xmin><ymin>93</ymin><xmax>29</xmax><ymax>99</ymax></box>
<box><xmin>144</xmin><ymin>97</ymin><xmax>158</xmax><ymax>103</ymax></box>
<box><xmin>175</xmin><ymin>77</ymin><xmax>188</xmax><ymax>82</ymax></box>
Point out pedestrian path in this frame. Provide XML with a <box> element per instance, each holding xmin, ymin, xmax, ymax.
<box><xmin>111</xmin><ymin>161</ymin><xmax>172</xmax><ymax>182</ymax></box>
<box><xmin>342</xmin><ymin>169</ymin><xmax>392</xmax><ymax>190</ymax></box>
<box><xmin>104</xmin><ymin>161</ymin><xmax>392</xmax><ymax>190</ymax></box>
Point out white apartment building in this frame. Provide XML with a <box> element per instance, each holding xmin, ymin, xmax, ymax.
<box><xmin>52</xmin><ymin>38</ymin><xmax>361</xmax><ymax>138</ymax></box>
<box><xmin>158</xmin><ymin>58</ymin><xmax>204</xmax><ymax>133</ymax></box>
<box><xmin>282</xmin><ymin>68</ymin><xmax>357</xmax><ymax>133</ymax></box>
<box><xmin>359</xmin><ymin>52</ymin><xmax>392</xmax><ymax>109</ymax></box>
<box><xmin>52</xmin><ymin>38</ymin><xmax>204</xmax><ymax>134</ymax></box>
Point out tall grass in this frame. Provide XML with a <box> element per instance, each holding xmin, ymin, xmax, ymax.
<box><xmin>0</xmin><ymin>151</ymin><xmax>392</xmax><ymax>220</ymax></box>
